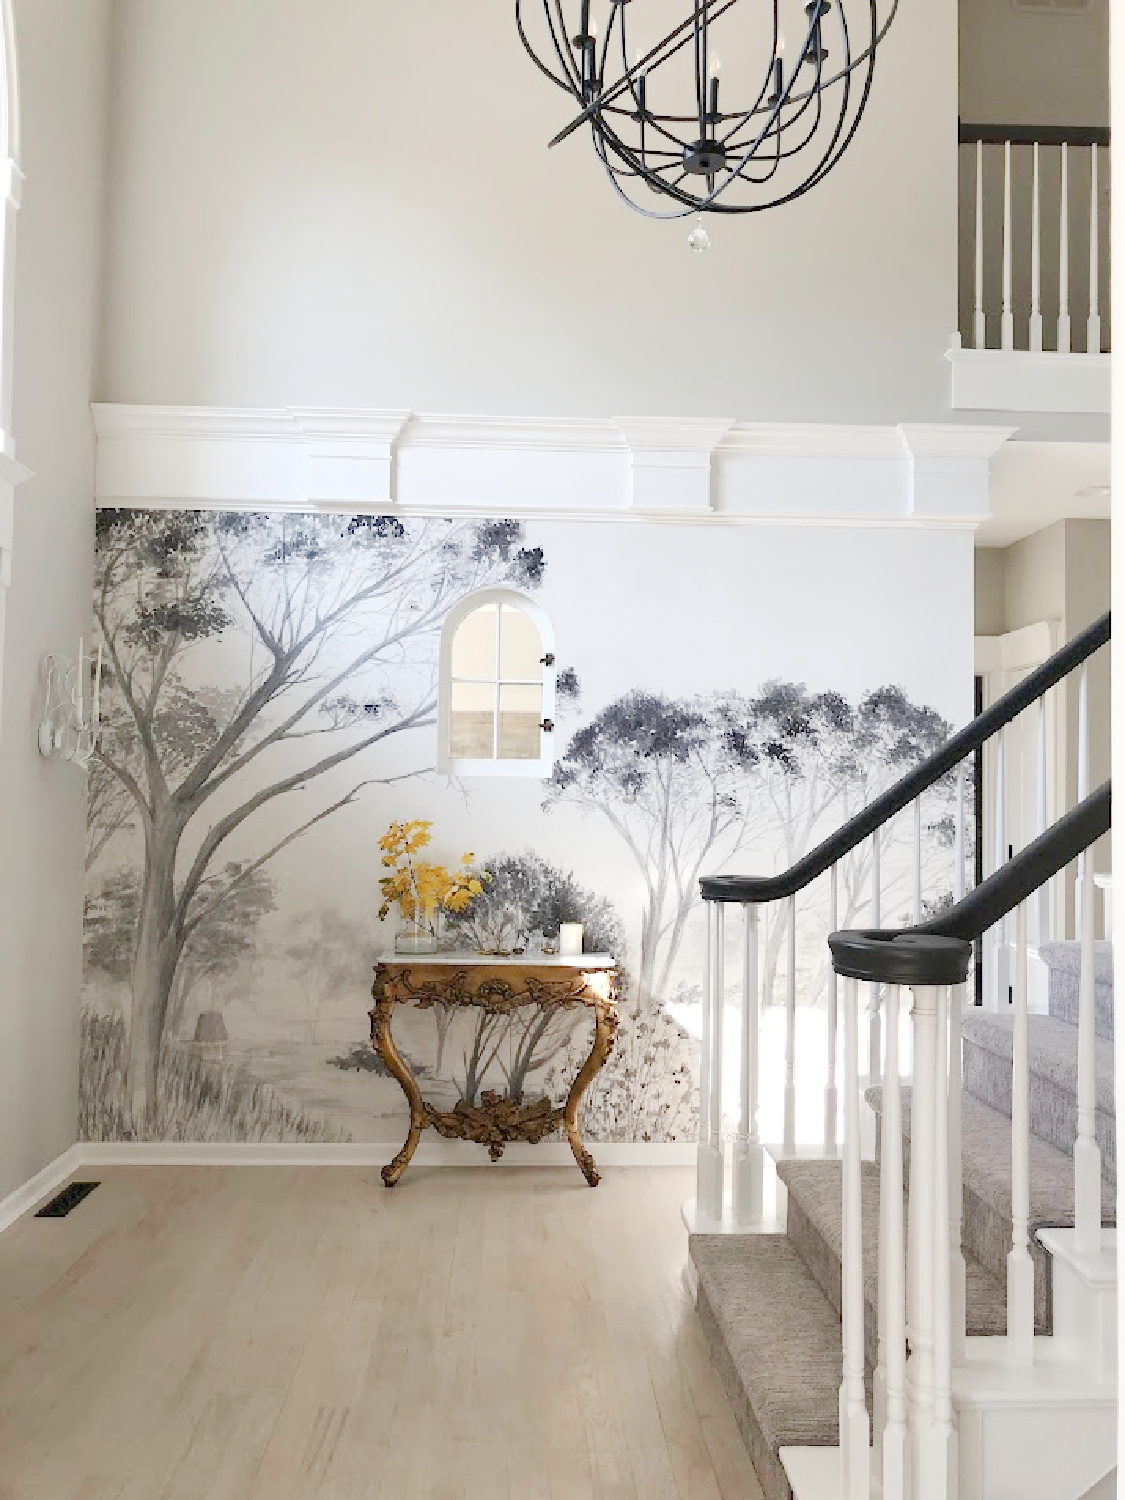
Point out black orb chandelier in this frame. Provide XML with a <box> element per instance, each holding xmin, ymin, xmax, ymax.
<box><xmin>516</xmin><ymin>0</ymin><xmax>900</xmax><ymax>233</ymax></box>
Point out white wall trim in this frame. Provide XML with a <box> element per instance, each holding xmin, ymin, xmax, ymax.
<box><xmin>91</xmin><ymin>403</ymin><xmax>1014</xmax><ymax>531</ymax></box>
<box><xmin>0</xmin><ymin>1144</ymin><xmax>83</xmax><ymax>1233</ymax></box>
<box><xmin>948</xmin><ymin>340</ymin><xmax>1112</xmax><ymax>415</ymax></box>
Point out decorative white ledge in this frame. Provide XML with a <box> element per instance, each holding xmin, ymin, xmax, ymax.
<box><xmin>947</xmin><ymin>339</ymin><xmax>1111</xmax><ymax>415</ymax></box>
<box><xmin>91</xmin><ymin>404</ymin><xmax>1015</xmax><ymax>530</ymax></box>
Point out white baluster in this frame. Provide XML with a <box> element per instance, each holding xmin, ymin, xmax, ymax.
<box><xmin>1075</xmin><ymin>841</ymin><xmax>1102</xmax><ymax>1255</ymax></box>
<box><xmin>1033</xmin><ymin>693</ymin><xmax>1050</xmax><ymax>946</ymax></box>
<box><xmin>711</xmin><ymin>902</ymin><xmax>726</xmax><ymax>1206</ymax></box>
<box><xmin>988</xmin><ymin>727</ymin><xmax>1007</xmax><ymax>1012</ymax></box>
<box><xmin>1077</xmin><ymin>662</ymin><xmax>1090</xmax><ymax>935</ymax></box>
<box><xmin>881</xmin><ymin>983</ymin><xmax>907</xmax><ymax>1500</ymax></box>
<box><xmin>697</xmin><ymin>902</ymin><xmax>723</xmax><ymax>1222</ymax></box>
<box><xmin>925</xmin><ymin>983</ymin><xmax>957</xmax><ymax>1499</ymax></box>
<box><xmin>1008</xmin><ymin>900</ymin><xmax>1035</xmax><ymax>1365</ymax></box>
<box><xmin>1001</xmin><ymin>139</ymin><xmax>1014</xmax><ymax>351</ymax></box>
<box><xmin>974</xmin><ymin>138</ymin><xmax>986</xmax><ymax>349</ymax></box>
<box><xmin>950</xmin><ymin>766</ymin><xmax>967</xmax><ymax>1363</ymax></box>
<box><xmin>1087</xmin><ymin>143</ymin><xmax>1101</xmax><ymax>354</ymax></box>
<box><xmin>784</xmin><ymin>893</ymin><xmax>797</xmax><ymax>1152</ymax></box>
<box><xmin>734</xmin><ymin>904</ymin><xmax>764</xmax><ymax>1227</ymax></box>
<box><xmin>825</xmin><ymin>868</ymin><xmax>839</xmax><ymax>1153</ymax></box>
<box><xmin>907</xmin><ymin>985</ymin><xmax>939</xmax><ymax>1486</ymax></box>
<box><xmin>1029</xmin><ymin>140</ymin><xmax>1043</xmax><ymax>351</ymax></box>
<box><xmin>913</xmin><ymin>794</ymin><xmax>923</xmax><ymax>924</ymax></box>
<box><xmin>870</xmin><ymin>833</ymin><xmax>883</xmax><ymax>1089</ymax></box>
<box><xmin>1059</xmin><ymin>142</ymin><xmax>1071</xmax><ymax>352</ymax></box>
<box><xmin>840</xmin><ymin>975</ymin><xmax>871</xmax><ymax>1500</ymax></box>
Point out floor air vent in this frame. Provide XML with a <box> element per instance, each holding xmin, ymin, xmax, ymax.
<box><xmin>35</xmin><ymin>1181</ymin><xmax>100</xmax><ymax>1218</ymax></box>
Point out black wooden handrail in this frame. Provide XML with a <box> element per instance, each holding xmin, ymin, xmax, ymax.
<box><xmin>959</xmin><ymin>121</ymin><xmax>1110</xmax><ymax>149</ymax></box>
<box><xmin>700</xmin><ymin>611</ymin><xmax>1110</xmax><ymax>905</ymax></box>
<box><xmin>829</xmin><ymin>782</ymin><xmax>1110</xmax><ymax>986</ymax></box>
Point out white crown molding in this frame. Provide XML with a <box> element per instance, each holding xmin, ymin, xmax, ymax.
<box><xmin>947</xmin><ymin>339</ymin><xmax>1111</xmax><ymax>415</ymax></box>
<box><xmin>90</xmin><ymin>402</ymin><xmax>1016</xmax><ymax>529</ymax></box>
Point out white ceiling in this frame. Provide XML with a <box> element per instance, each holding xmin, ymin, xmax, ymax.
<box><xmin>980</xmin><ymin>440</ymin><xmax>1111</xmax><ymax>547</ymax></box>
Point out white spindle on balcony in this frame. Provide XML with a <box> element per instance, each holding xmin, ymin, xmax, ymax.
<box><xmin>1029</xmin><ymin>141</ymin><xmax>1043</xmax><ymax>352</ymax></box>
<box><xmin>1008</xmin><ymin>899</ymin><xmax>1035</xmax><ymax>1365</ymax></box>
<box><xmin>974</xmin><ymin>138</ymin><xmax>986</xmax><ymax>349</ymax></box>
<box><xmin>734</xmin><ymin>903</ymin><xmax>763</xmax><ymax>1227</ymax></box>
<box><xmin>1059</xmin><ymin>142</ymin><xmax>1071</xmax><ymax>353</ymax></box>
<box><xmin>1087</xmin><ymin>143</ymin><xmax>1101</xmax><ymax>355</ymax></box>
<box><xmin>840</xmin><ymin>975</ymin><xmax>870</xmax><ymax>1500</ymax></box>
<box><xmin>1001</xmin><ymin>139</ymin><xmax>1014</xmax><ymax>351</ymax></box>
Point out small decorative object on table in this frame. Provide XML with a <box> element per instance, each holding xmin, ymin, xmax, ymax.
<box><xmin>377</xmin><ymin>820</ymin><xmax>487</xmax><ymax>956</ymax></box>
<box><xmin>370</xmin><ymin>954</ymin><xmax>619</xmax><ymax>1188</ymax></box>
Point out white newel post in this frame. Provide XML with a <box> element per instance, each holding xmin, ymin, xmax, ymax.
<box><xmin>1008</xmin><ymin>901</ymin><xmax>1036</xmax><ymax>1365</ymax></box>
<box><xmin>784</xmin><ymin>894</ymin><xmax>797</xmax><ymax>1152</ymax></box>
<box><xmin>1074</xmin><ymin>850</ymin><xmax>1102</xmax><ymax>1255</ymax></box>
<box><xmin>697</xmin><ymin>902</ymin><xmax>723</xmax><ymax>1222</ymax></box>
<box><xmin>709</xmin><ymin>904</ymin><xmax>727</xmax><ymax>1216</ymax></box>
<box><xmin>840</xmin><ymin>976</ymin><xmax>871</xmax><ymax>1500</ymax></box>
<box><xmin>907</xmin><ymin>984</ymin><xmax>939</xmax><ymax>1490</ymax></box>
<box><xmin>733</xmin><ymin>904</ymin><xmax>764</xmax><ymax>1226</ymax></box>
<box><xmin>825</xmin><ymin>868</ymin><xmax>839</xmax><ymax>1153</ymax></box>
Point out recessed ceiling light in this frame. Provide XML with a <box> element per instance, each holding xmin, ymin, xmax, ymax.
<box><xmin>1074</xmin><ymin>485</ymin><xmax>1111</xmax><ymax>499</ymax></box>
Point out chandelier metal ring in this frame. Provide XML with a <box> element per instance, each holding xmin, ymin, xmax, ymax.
<box><xmin>516</xmin><ymin>0</ymin><xmax>901</xmax><ymax>220</ymax></box>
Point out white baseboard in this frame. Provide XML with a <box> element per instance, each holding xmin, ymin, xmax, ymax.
<box><xmin>0</xmin><ymin>1140</ymin><xmax>694</xmax><ymax>1232</ymax></box>
<box><xmin>0</xmin><ymin>1145</ymin><xmax>84</xmax><ymax>1233</ymax></box>
<box><xmin>76</xmin><ymin>1140</ymin><xmax>697</xmax><ymax>1169</ymax></box>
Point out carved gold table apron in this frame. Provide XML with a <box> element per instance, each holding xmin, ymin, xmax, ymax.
<box><xmin>369</xmin><ymin>955</ymin><xmax>619</xmax><ymax>1187</ymax></box>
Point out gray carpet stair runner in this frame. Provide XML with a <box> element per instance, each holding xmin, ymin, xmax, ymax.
<box><xmin>690</xmin><ymin>940</ymin><xmax>1116</xmax><ymax>1500</ymax></box>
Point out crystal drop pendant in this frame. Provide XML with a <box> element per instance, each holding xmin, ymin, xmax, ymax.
<box><xmin>687</xmin><ymin>216</ymin><xmax>711</xmax><ymax>253</ymax></box>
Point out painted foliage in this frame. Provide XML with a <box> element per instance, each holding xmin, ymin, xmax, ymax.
<box><xmin>82</xmin><ymin>509</ymin><xmax>965</xmax><ymax>1146</ymax></box>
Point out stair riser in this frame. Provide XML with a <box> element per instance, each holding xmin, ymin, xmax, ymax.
<box><xmin>1047</xmin><ymin>979</ymin><xmax>1114</xmax><ymax>1041</ymax></box>
<box><xmin>783</xmin><ymin>1189</ymin><xmax>878</xmax><ymax>1370</ymax></box>
<box><xmin>878</xmin><ymin>1117</ymin><xmax>1053</xmax><ymax>1334</ymax></box>
<box><xmin>695</xmin><ymin>1279</ymin><xmax>796</xmax><ymax>1500</ymax></box>
<box><xmin>963</xmin><ymin>1040</ymin><xmax>1117</xmax><ymax>1188</ymax></box>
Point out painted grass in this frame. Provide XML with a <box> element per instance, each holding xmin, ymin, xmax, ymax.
<box><xmin>80</xmin><ymin>1009</ymin><xmax>348</xmax><ymax>1143</ymax></box>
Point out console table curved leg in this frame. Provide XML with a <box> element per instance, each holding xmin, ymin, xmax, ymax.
<box><xmin>563</xmin><ymin>998</ymin><xmax>620</xmax><ymax>1187</ymax></box>
<box><xmin>370</xmin><ymin>994</ymin><xmax>426</xmax><ymax>1187</ymax></box>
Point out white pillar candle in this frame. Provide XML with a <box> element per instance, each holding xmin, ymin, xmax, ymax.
<box><xmin>559</xmin><ymin>923</ymin><xmax>584</xmax><ymax>956</ymax></box>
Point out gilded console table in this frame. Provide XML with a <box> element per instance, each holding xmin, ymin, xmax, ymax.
<box><xmin>369</xmin><ymin>954</ymin><xmax>619</xmax><ymax>1187</ymax></box>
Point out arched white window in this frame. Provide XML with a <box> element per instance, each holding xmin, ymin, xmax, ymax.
<box><xmin>438</xmin><ymin>590</ymin><xmax>556</xmax><ymax>777</ymax></box>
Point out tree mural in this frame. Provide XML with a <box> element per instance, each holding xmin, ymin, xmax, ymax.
<box><xmin>545</xmin><ymin>692</ymin><xmax>756</xmax><ymax>1005</ymax></box>
<box><xmin>93</xmin><ymin>510</ymin><xmax>544</xmax><ymax>1127</ymax></box>
<box><xmin>285</xmin><ymin>908</ymin><xmax>371</xmax><ymax>1043</ymax></box>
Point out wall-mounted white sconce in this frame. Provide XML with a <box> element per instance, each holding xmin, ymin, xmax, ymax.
<box><xmin>38</xmin><ymin>636</ymin><xmax>101</xmax><ymax>769</ymax></box>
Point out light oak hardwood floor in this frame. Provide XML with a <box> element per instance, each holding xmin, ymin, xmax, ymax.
<box><xmin>0</xmin><ymin>1165</ymin><xmax>764</xmax><ymax>1500</ymax></box>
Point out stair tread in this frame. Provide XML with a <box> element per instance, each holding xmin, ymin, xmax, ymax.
<box><xmin>690</xmin><ymin>1233</ymin><xmax>843</xmax><ymax>1500</ymax></box>
<box><xmin>866</xmin><ymin>1085</ymin><xmax>1115</xmax><ymax>1231</ymax></box>
<box><xmin>776</xmin><ymin>1157</ymin><xmax>1008</xmax><ymax>1340</ymax></box>
<box><xmin>961</xmin><ymin>1012</ymin><xmax>1116</xmax><ymax>1116</ymax></box>
<box><xmin>1039</xmin><ymin>940</ymin><xmax>1114</xmax><ymax>987</ymax></box>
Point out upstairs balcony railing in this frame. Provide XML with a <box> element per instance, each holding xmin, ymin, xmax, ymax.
<box><xmin>957</xmin><ymin>122</ymin><xmax>1111</xmax><ymax>357</ymax></box>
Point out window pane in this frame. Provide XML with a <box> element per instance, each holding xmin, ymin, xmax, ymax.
<box><xmin>450</xmin><ymin>680</ymin><xmax>496</xmax><ymax>759</ymax></box>
<box><xmin>451</xmin><ymin>604</ymin><xmax>498</xmax><ymax>681</ymax></box>
<box><xmin>499</xmin><ymin>604</ymin><xmax>543</xmax><ymax>681</ymax></box>
<box><xmin>498</xmin><ymin>682</ymin><xmax>543</xmax><ymax>760</ymax></box>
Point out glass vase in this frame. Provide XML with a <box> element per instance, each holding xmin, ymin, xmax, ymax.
<box><xmin>394</xmin><ymin>916</ymin><xmax>439</xmax><ymax>955</ymax></box>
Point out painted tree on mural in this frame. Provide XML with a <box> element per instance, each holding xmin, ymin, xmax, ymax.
<box><xmin>545</xmin><ymin>692</ymin><xmax>761</xmax><ymax>1005</ymax></box>
<box><xmin>93</xmin><ymin>509</ymin><xmax>545</xmax><ymax>1128</ymax></box>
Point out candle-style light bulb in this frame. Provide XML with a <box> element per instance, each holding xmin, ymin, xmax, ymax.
<box><xmin>708</xmin><ymin>51</ymin><xmax>722</xmax><ymax>119</ymax></box>
<box><xmin>770</xmin><ymin>34</ymin><xmax>786</xmax><ymax>106</ymax></box>
<box><xmin>709</xmin><ymin>53</ymin><xmax>723</xmax><ymax>79</ymax></box>
<box><xmin>634</xmin><ymin>50</ymin><xmax>647</xmax><ymax>116</ymax></box>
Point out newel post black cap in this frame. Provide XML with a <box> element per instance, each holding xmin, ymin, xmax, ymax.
<box><xmin>829</xmin><ymin>930</ymin><xmax>972</xmax><ymax>988</ymax></box>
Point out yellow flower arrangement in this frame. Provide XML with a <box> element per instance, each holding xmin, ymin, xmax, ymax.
<box><xmin>377</xmin><ymin>819</ymin><xmax>488</xmax><ymax>935</ymax></box>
